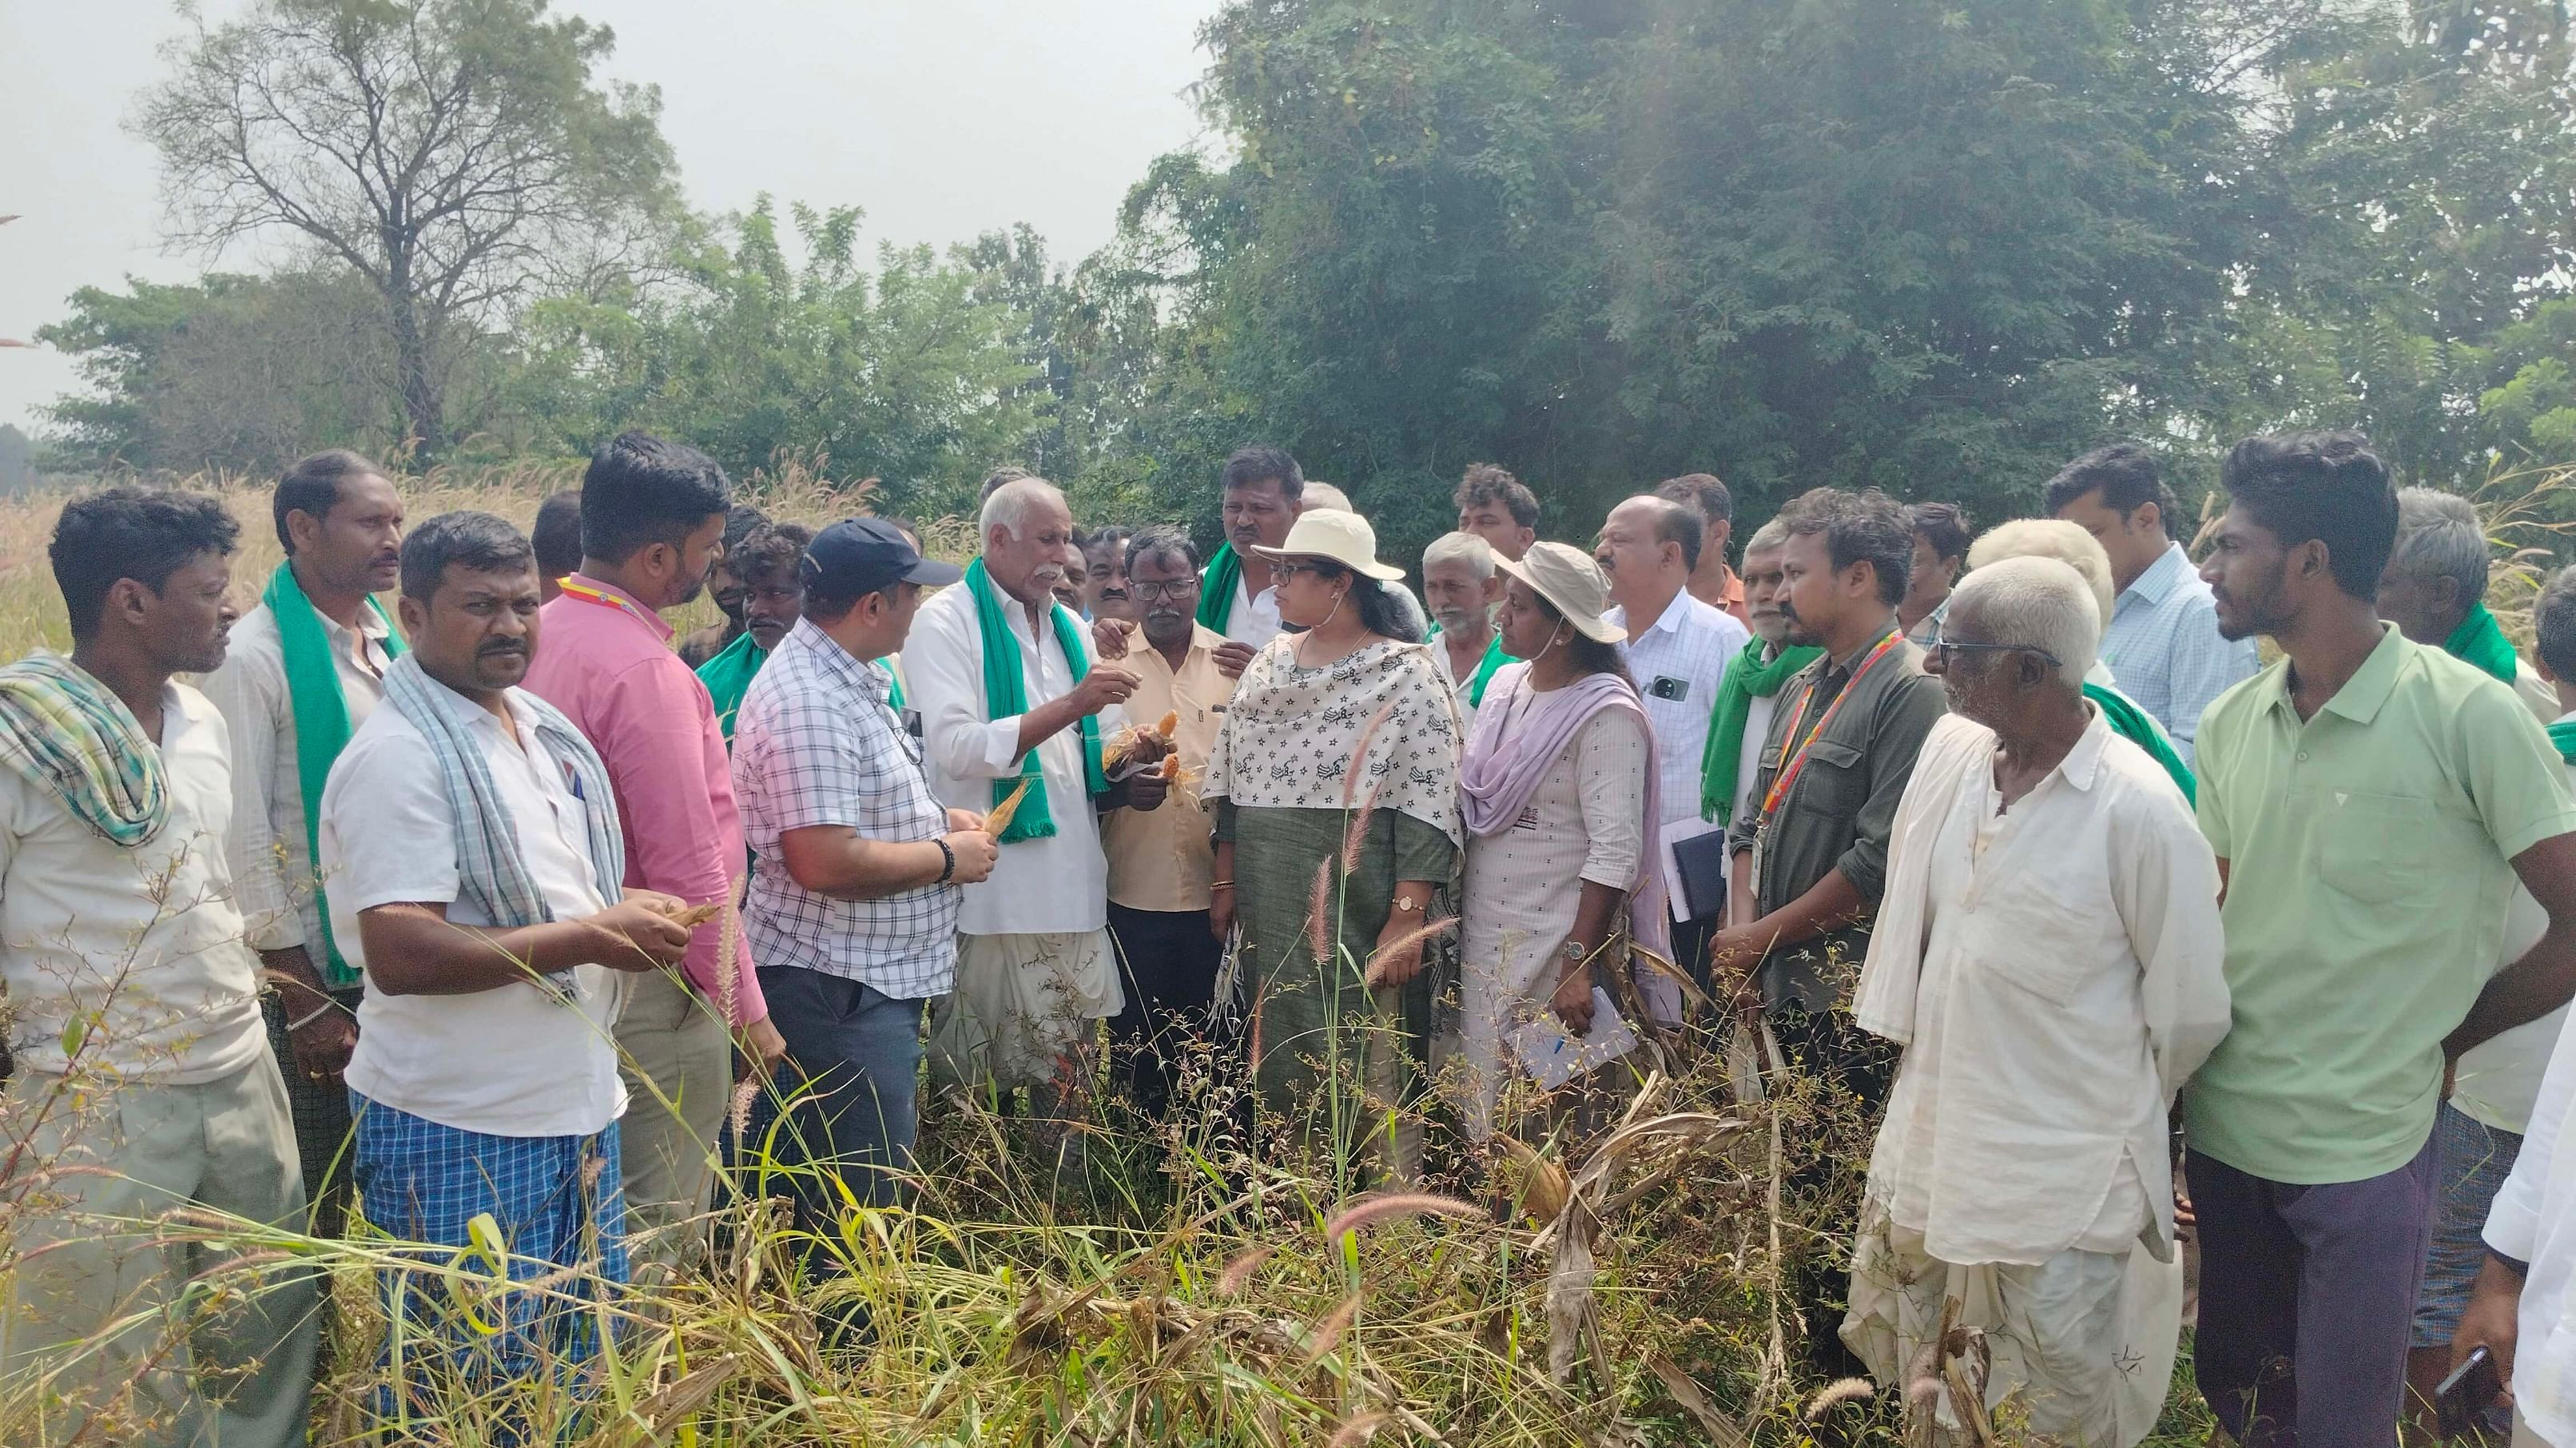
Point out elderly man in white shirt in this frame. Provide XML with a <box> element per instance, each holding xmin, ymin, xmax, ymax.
<box><xmin>2455</xmin><ymin>981</ymin><xmax>2576</xmax><ymax>1448</ymax></box>
<box><xmin>1842</xmin><ymin>557</ymin><xmax>2231</xmax><ymax>1448</ymax></box>
<box><xmin>907</xmin><ymin>477</ymin><xmax>1167</xmax><ymax>1161</ymax></box>
<box><xmin>200</xmin><ymin>450</ymin><xmax>405</xmax><ymax>1242</ymax></box>
<box><xmin>1597</xmin><ymin>494</ymin><xmax>1749</xmax><ymax>974</ymax></box>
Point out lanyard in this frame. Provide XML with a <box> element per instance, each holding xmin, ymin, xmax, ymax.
<box><xmin>1759</xmin><ymin>631</ymin><xmax>1902</xmax><ymax>821</ymax></box>
<box><xmin>556</xmin><ymin>578</ymin><xmax>653</xmax><ymax>627</ymax></box>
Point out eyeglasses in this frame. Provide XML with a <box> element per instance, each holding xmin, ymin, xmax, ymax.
<box><xmin>1282</xmin><ymin>560</ymin><xmax>1345</xmax><ymax>581</ymax></box>
<box><xmin>1133</xmin><ymin>579</ymin><xmax>1197</xmax><ymax>602</ymax></box>
<box><xmin>1928</xmin><ymin>626</ymin><xmax>2061</xmax><ymax>670</ymax></box>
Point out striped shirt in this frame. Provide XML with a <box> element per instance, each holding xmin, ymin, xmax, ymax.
<box><xmin>2101</xmin><ymin>541</ymin><xmax>2259</xmax><ymax>765</ymax></box>
<box><xmin>732</xmin><ymin>619</ymin><xmax>960</xmax><ymax>999</ymax></box>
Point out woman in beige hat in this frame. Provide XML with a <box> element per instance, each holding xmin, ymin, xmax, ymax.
<box><xmin>1452</xmin><ymin>542</ymin><xmax>1670</xmax><ymax>1143</ymax></box>
<box><xmin>1202</xmin><ymin>509</ymin><xmax>1461</xmax><ymax>1179</ymax></box>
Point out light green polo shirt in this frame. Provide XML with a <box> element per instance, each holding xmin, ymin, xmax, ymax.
<box><xmin>2184</xmin><ymin>624</ymin><xmax>2576</xmax><ymax>1183</ymax></box>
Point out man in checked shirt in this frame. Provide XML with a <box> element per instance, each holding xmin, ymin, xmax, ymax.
<box><xmin>730</xmin><ymin>519</ymin><xmax>997</xmax><ymax>1253</ymax></box>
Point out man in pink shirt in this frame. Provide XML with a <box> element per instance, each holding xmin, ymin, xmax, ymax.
<box><xmin>523</xmin><ymin>431</ymin><xmax>785</xmax><ymax>1279</ymax></box>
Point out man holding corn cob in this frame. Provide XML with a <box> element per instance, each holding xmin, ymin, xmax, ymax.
<box><xmin>908</xmin><ymin>477</ymin><xmax>1169</xmax><ymax>1176</ymax></box>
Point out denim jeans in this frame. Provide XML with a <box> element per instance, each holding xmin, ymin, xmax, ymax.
<box><xmin>752</xmin><ymin>965</ymin><xmax>928</xmax><ymax>1265</ymax></box>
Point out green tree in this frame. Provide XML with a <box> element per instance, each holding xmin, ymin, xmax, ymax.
<box><xmin>35</xmin><ymin>269</ymin><xmax>417</xmax><ymax>474</ymax></box>
<box><xmin>512</xmin><ymin>200</ymin><xmax>1044</xmax><ymax>517</ymax></box>
<box><xmin>134</xmin><ymin>0</ymin><xmax>677</xmax><ymax>458</ymax></box>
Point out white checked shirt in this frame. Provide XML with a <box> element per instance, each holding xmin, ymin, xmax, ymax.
<box><xmin>1608</xmin><ymin>587</ymin><xmax>1750</xmax><ymax>914</ymax></box>
<box><xmin>2101</xmin><ymin>541</ymin><xmax>2259</xmax><ymax>765</ymax></box>
<box><xmin>731</xmin><ymin>618</ymin><xmax>960</xmax><ymax>1000</ymax></box>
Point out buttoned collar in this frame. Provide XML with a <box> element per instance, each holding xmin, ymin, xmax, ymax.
<box><xmin>1829</xmin><ymin>620</ymin><xmax>1902</xmax><ymax>676</ymax></box>
<box><xmin>2257</xmin><ymin>621</ymin><xmax>2410</xmax><ymax>727</ymax></box>
<box><xmin>785</xmin><ymin>616</ymin><xmax>885</xmax><ymax>698</ymax></box>
<box><xmin>559</xmin><ymin>571</ymin><xmax>676</xmax><ymax>642</ymax></box>
<box><xmin>2120</xmin><ymin>541</ymin><xmax>2192</xmax><ymax>607</ymax></box>
<box><xmin>2054</xmin><ymin>702</ymin><xmax>2117</xmax><ymax>793</ymax></box>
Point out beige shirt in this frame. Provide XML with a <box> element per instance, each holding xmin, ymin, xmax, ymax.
<box><xmin>198</xmin><ymin>598</ymin><xmax>396</xmax><ymax>957</ymax></box>
<box><xmin>0</xmin><ymin>682</ymin><xmax>268</xmax><ymax>1081</ymax></box>
<box><xmin>1102</xmin><ymin>625</ymin><xmax>1236</xmax><ymax>913</ymax></box>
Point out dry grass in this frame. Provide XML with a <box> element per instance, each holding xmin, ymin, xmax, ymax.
<box><xmin>0</xmin><ymin>459</ymin><xmax>2295</xmax><ymax>1446</ymax></box>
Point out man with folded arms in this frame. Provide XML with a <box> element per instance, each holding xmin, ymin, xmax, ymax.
<box><xmin>1843</xmin><ymin>558</ymin><xmax>2228</xmax><ymax>1448</ymax></box>
<box><xmin>323</xmin><ymin>511</ymin><xmax>689</xmax><ymax>1402</ymax></box>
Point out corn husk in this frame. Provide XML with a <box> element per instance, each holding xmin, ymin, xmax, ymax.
<box><xmin>660</xmin><ymin>901</ymin><xmax>723</xmax><ymax>929</ymax></box>
<box><xmin>983</xmin><ymin>777</ymin><xmax>1036</xmax><ymax>837</ymax></box>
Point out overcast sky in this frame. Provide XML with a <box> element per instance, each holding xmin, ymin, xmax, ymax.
<box><xmin>0</xmin><ymin>0</ymin><xmax>1222</xmax><ymax>434</ymax></box>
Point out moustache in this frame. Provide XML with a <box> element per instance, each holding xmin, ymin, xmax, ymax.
<box><xmin>477</xmin><ymin>641</ymin><xmax>528</xmax><ymax>658</ymax></box>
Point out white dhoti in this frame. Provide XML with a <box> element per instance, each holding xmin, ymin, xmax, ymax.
<box><xmin>928</xmin><ymin>929</ymin><xmax>1122</xmax><ymax>1093</ymax></box>
<box><xmin>1842</xmin><ymin>1207</ymin><xmax>2182</xmax><ymax>1448</ymax></box>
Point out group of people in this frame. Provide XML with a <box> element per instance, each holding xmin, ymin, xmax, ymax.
<box><xmin>6</xmin><ymin>424</ymin><xmax>2576</xmax><ymax>1448</ymax></box>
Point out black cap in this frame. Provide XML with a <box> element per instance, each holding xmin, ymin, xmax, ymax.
<box><xmin>801</xmin><ymin>517</ymin><xmax>963</xmax><ymax>596</ymax></box>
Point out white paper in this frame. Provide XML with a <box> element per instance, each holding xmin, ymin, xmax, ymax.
<box><xmin>1506</xmin><ymin>988</ymin><xmax>1640</xmax><ymax>1091</ymax></box>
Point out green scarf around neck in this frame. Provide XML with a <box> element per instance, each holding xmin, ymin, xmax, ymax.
<box><xmin>2445</xmin><ymin>601</ymin><xmax>2521</xmax><ymax>686</ymax></box>
<box><xmin>2547</xmin><ymin>719</ymin><xmax>2576</xmax><ymax>766</ymax></box>
<box><xmin>264</xmin><ymin>559</ymin><xmax>407</xmax><ymax>989</ymax></box>
<box><xmin>1198</xmin><ymin>542</ymin><xmax>1243</xmax><ymax>632</ymax></box>
<box><xmin>964</xmin><ymin>558</ymin><xmax>1106</xmax><ymax>842</ymax></box>
<box><xmin>2085</xmin><ymin>682</ymin><xmax>2196</xmax><ymax>805</ymax></box>
<box><xmin>1700</xmin><ymin>637</ymin><xmax>1823</xmax><ymax>821</ymax></box>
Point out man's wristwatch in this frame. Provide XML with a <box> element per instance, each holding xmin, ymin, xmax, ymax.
<box><xmin>1560</xmin><ymin>938</ymin><xmax>1588</xmax><ymax>966</ymax></box>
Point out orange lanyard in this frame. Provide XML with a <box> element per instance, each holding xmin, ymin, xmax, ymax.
<box><xmin>1759</xmin><ymin>631</ymin><xmax>1902</xmax><ymax>821</ymax></box>
<box><xmin>556</xmin><ymin>579</ymin><xmax>650</xmax><ymax>626</ymax></box>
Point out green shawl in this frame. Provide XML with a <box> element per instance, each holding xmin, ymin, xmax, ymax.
<box><xmin>964</xmin><ymin>559</ymin><xmax>1107</xmax><ymax>842</ymax></box>
<box><xmin>2548</xmin><ymin>719</ymin><xmax>2576</xmax><ymax>765</ymax></box>
<box><xmin>1699</xmin><ymin>637</ymin><xmax>1823</xmax><ymax>822</ymax></box>
<box><xmin>2445</xmin><ymin>602</ymin><xmax>2521</xmax><ymax>686</ymax></box>
<box><xmin>695</xmin><ymin>630</ymin><xmax>767</xmax><ymax>746</ymax></box>
<box><xmin>264</xmin><ymin>561</ymin><xmax>407</xmax><ymax>988</ymax></box>
<box><xmin>2085</xmin><ymin>682</ymin><xmax>2196</xmax><ymax>805</ymax></box>
<box><xmin>1198</xmin><ymin>542</ymin><xmax>1243</xmax><ymax>632</ymax></box>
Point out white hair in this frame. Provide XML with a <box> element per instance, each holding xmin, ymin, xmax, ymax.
<box><xmin>1300</xmin><ymin>481</ymin><xmax>1354</xmax><ymax>512</ymax></box>
<box><xmin>1743</xmin><ymin>517</ymin><xmax>1793</xmax><ymax>557</ymax></box>
<box><xmin>1422</xmin><ymin>530</ymin><xmax>1495</xmax><ymax>581</ymax></box>
<box><xmin>980</xmin><ymin>476</ymin><xmax>1066</xmax><ymax>541</ymax></box>
<box><xmin>2391</xmin><ymin>487</ymin><xmax>2491</xmax><ymax>608</ymax></box>
<box><xmin>1965</xmin><ymin>518</ymin><xmax>2116</xmax><ymax>622</ymax></box>
<box><xmin>1947</xmin><ymin>555</ymin><xmax>2099</xmax><ymax>686</ymax></box>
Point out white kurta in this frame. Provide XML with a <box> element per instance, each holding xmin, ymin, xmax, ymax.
<box><xmin>904</xmin><ymin>579</ymin><xmax>1127</xmax><ymax>937</ymax></box>
<box><xmin>1843</xmin><ymin>708</ymin><xmax>2231</xmax><ymax>1448</ymax></box>
<box><xmin>1456</xmin><ymin>702</ymin><xmax>1648</xmax><ymax>1140</ymax></box>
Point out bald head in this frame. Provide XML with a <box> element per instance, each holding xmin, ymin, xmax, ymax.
<box><xmin>1596</xmin><ymin>495</ymin><xmax>1701</xmax><ymax>618</ymax></box>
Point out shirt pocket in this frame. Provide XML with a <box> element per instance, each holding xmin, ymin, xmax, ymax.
<box><xmin>2313</xmin><ymin>790</ymin><xmax>2439</xmax><ymax>905</ymax></box>
<box><xmin>1975</xmin><ymin>869</ymin><xmax>2104</xmax><ymax>1007</ymax></box>
<box><xmin>1795</xmin><ymin>738</ymin><xmax>1870</xmax><ymax>820</ymax></box>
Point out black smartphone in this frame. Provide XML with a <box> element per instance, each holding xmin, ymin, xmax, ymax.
<box><xmin>2436</xmin><ymin>1346</ymin><xmax>2502</xmax><ymax>1439</ymax></box>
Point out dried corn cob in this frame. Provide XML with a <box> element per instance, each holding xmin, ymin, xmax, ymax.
<box><xmin>660</xmin><ymin>901</ymin><xmax>724</xmax><ymax>929</ymax></box>
<box><xmin>983</xmin><ymin>777</ymin><xmax>1036</xmax><ymax>837</ymax></box>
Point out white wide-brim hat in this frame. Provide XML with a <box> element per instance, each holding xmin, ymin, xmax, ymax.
<box><xmin>1494</xmin><ymin>541</ymin><xmax>1627</xmax><ymax>643</ymax></box>
<box><xmin>1249</xmin><ymin>507</ymin><xmax>1405</xmax><ymax>582</ymax></box>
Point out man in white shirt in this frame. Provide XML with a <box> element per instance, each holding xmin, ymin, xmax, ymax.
<box><xmin>2427</xmin><ymin>565</ymin><xmax>2576</xmax><ymax>1438</ymax></box>
<box><xmin>1596</xmin><ymin>494</ymin><xmax>1750</xmax><ymax>974</ymax></box>
<box><xmin>0</xmin><ymin>488</ymin><xmax>316</xmax><ymax>1448</ymax></box>
<box><xmin>201</xmin><ymin>449</ymin><xmax>404</xmax><ymax>1242</ymax></box>
<box><xmin>1843</xmin><ymin>558</ymin><xmax>2230</xmax><ymax>1448</ymax></box>
<box><xmin>1422</xmin><ymin>531</ymin><xmax>1509</xmax><ymax>735</ymax></box>
<box><xmin>322</xmin><ymin>511</ymin><xmax>690</xmax><ymax>1393</ymax></box>
<box><xmin>2045</xmin><ymin>443</ymin><xmax>2259</xmax><ymax>763</ymax></box>
<box><xmin>908</xmin><ymin>478</ymin><xmax>1164</xmax><ymax>1164</ymax></box>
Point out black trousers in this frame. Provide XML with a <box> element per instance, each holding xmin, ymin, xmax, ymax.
<box><xmin>1767</xmin><ymin>998</ymin><xmax>1898</xmax><ymax>1382</ymax></box>
<box><xmin>1106</xmin><ymin>902</ymin><xmax>1223</xmax><ymax>1123</ymax></box>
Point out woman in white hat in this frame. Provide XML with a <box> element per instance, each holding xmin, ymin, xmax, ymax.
<box><xmin>1203</xmin><ymin>509</ymin><xmax>1461</xmax><ymax>1179</ymax></box>
<box><xmin>1452</xmin><ymin>542</ymin><xmax>1671</xmax><ymax>1142</ymax></box>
